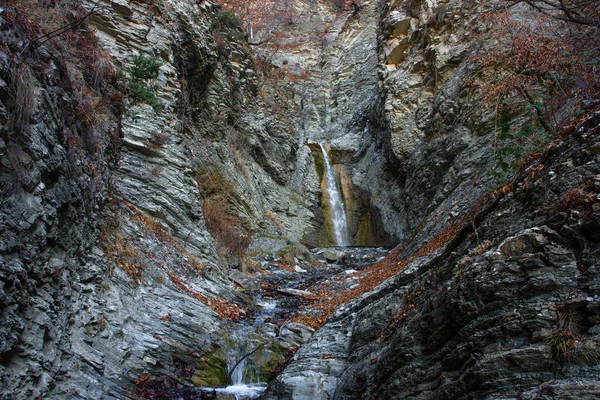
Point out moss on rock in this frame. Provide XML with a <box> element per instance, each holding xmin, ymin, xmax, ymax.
<box><xmin>191</xmin><ymin>355</ymin><xmax>228</xmax><ymax>386</ymax></box>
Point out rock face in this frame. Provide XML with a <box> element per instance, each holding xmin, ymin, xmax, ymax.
<box><xmin>0</xmin><ymin>0</ymin><xmax>316</xmax><ymax>397</ymax></box>
<box><xmin>266</xmin><ymin>112</ymin><xmax>600</xmax><ymax>399</ymax></box>
<box><xmin>283</xmin><ymin>0</ymin><xmax>403</xmax><ymax>246</ymax></box>
<box><xmin>264</xmin><ymin>0</ymin><xmax>600</xmax><ymax>398</ymax></box>
<box><xmin>1</xmin><ymin>0</ymin><xmax>599</xmax><ymax>398</ymax></box>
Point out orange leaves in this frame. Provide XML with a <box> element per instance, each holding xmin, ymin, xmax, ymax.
<box><xmin>554</xmin><ymin>187</ymin><xmax>597</xmax><ymax>212</ymax></box>
<box><xmin>380</xmin><ymin>303</ymin><xmax>417</xmax><ymax>340</ymax></box>
<box><xmin>164</xmin><ymin>270</ymin><xmax>248</xmax><ymax>321</ymax></box>
<box><xmin>291</xmin><ymin>224</ymin><xmax>463</xmax><ymax>330</ymax></box>
<box><xmin>316</xmin><ymin>354</ymin><xmax>336</xmax><ymax>359</ymax></box>
<box><xmin>159</xmin><ymin>313</ymin><xmax>172</xmax><ymax>322</ymax></box>
<box><xmin>103</xmin><ymin>232</ymin><xmax>145</xmax><ymax>286</ymax></box>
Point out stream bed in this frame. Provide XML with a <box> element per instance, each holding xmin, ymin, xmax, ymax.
<box><xmin>134</xmin><ymin>246</ymin><xmax>389</xmax><ymax>399</ymax></box>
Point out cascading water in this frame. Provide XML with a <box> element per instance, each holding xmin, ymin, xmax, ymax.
<box><xmin>195</xmin><ymin>301</ymin><xmax>281</xmax><ymax>400</ymax></box>
<box><xmin>319</xmin><ymin>142</ymin><xmax>350</xmax><ymax>246</ymax></box>
<box><xmin>218</xmin><ymin>330</ymin><xmax>266</xmax><ymax>399</ymax></box>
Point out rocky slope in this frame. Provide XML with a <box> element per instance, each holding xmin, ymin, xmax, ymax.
<box><xmin>268</xmin><ymin>109</ymin><xmax>600</xmax><ymax>399</ymax></box>
<box><xmin>1</xmin><ymin>0</ymin><xmax>598</xmax><ymax>398</ymax></box>
<box><xmin>265</xmin><ymin>0</ymin><xmax>600</xmax><ymax>398</ymax></box>
<box><xmin>0</xmin><ymin>0</ymin><xmax>316</xmax><ymax>397</ymax></box>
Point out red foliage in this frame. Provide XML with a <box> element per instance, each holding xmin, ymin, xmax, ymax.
<box><xmin>202</xmin><ymin>197</ymin><xmax>253</xmax><ymax>261</ymax></box>
<box><xmin>475</xmin><ymin>10</ymin><xmax>600</xmax><ymax>133</ymax></box>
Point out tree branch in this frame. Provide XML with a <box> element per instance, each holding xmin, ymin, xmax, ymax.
<box><xmin>24</xmin><ymin>1</ymin><xmax>101</xmax><ymax>53</ymax></box>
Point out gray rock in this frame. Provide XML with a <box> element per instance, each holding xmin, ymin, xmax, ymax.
<box><xmin>321</xmin><ymin>249</ymin><xmax>346</xmax><ymax>263</ymax></box>
<box><xmin>277</xmin><ymin>288</ymin><xmax>313</xmax><ymax>297</ymax></box>
<box><xmin>229</xmin><ymin>270</ymin><xmax>260</xmax><ymax>292</ymax></box>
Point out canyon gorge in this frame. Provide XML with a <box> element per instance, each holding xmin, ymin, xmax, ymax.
<box><xmin>1</xmin><ymin>0</ymin><xmax>599</xmax><ymax>399</ymax></box>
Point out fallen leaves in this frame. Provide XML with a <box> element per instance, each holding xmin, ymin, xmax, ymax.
<box><xmin>290</xmin><ymin>223</ymin><xmax>463</xmax><ymax>329</ymax></box>
<box><xmin>164</xmin><ymin>270</ymin><xmax>248</xmax><ymax>322</ymax></box>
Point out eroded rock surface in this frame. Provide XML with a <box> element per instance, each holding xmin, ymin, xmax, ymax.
<box><xmin>267</xmin><ymin>113</ymin><xmax>600</xmax><ymax>399</ymax></box>
<box><xmin>1</xmin><ymin>0</ymin><xmax>599</xmax><ymax>398</ymax></box>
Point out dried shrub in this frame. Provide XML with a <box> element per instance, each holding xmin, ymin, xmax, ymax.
<box><xmin>476</xmin><ymin>10</ymin><xmax>600</xmax><ymax>128</ymax></box>
<box><xmin>547</xmin><ymin>304</ymin><xmax>591</xmax><ymax>363</ymax></box>
<box><xmin>554</xmin><ymin>186</ymin><xmax>597</xmax><ymax>212</ymax></box>
<box><xmin>147</xmin><ymin>130</ymin><xmax>168</xmax><ymax>149</ymax></box>
<box><xmin>2</xmin><ymin>0</ymin><xmax>121</xmax><ymax>170</ymax></box>
<box><xmin>473</xmin><ymin>8</ymin><xmax>600</xmax><ymax>183</ymax></box>
<box><xmin>213</xmin><ymin>31</ymin><xmax>227</xmax><ymax>53</ymax></box>
<box><xmin>196</xmin><ymin>166</ymin><xmax>234</xmax><ymax>198</ymax></box>
<box><xmin>265</xmin><ymin>210</ymin><xmax>286</xmax><ymax>235</ymax></box>
<box><xmin>9</xmin><ymin>63</ymin><xmax>35</xmax><ymax>135</ymax></box>
<box><xmin>105</xmin><ymin>234</ymin><xmax>145</xmax><ymax>286</ymax></box>
<box><xmin>197</xmin><ymin>161</ymin><xmax>260</xmax><ymax>263</ymax></box>
<box><xmin>202</xmin><ymin>197</ymin><xmax>252</xmax><ymax>262</ymax></box>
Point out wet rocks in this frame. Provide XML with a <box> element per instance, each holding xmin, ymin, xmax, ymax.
<box><xmin>320</xmin><ymin>249</ymin><xmax>346</xmax><ymax>264</ymax></box>
<box><xmin>277</xmin><ymin>288</ymin><xmax>313</xmax><ymax>297</ymax></box>
<box><xmin>268</xmin><ymin>113</ymin><xmax>600</xmax><ymax>399</ymax></box>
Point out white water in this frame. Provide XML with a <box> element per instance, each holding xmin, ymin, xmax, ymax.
<box><xmin>226</xmin><ymin>328</ymin><xmax>260</xmax><ymax>386</ymax></box>
<box><xmin>214</xmin><ymin>383</ymin><xmax>268</xmax><ymax>399</ymax></box>
<box><xmin>213</xmin><ymin>300</ymin><xmax>281</xmax><ymax>400</ymax></box>
<box><xmin>319</xmin><ymin>142</ymin><xmax>350</xmax><ymax>246</ymax></box>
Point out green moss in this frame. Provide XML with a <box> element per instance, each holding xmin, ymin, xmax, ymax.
<box><xmin>277</xmin><ymin>242</ymin><xmax>311</xmax><ymax>264</ymax></box>
<box><xmin>355</xmin><ymin>213</ymin><xmax>373</xmax><ymax>246</ymax></box>
<box><xmin>191</xmin><ymin>355</ymin><xmax>228</xmax><ymax>386</ymax></box>
<box><xmin>253</xmin><ymin>341</ymin><xmax>289</xmax><ymax>381</ymax></box>
<box><xmin>319</xmin><ymin>204</ymin><xmax>336</xmax><ymax>247</ymax></box>
<box><xmin>307</xmin><ymin>143</ymin><xmax>325</xmax><ymax>179</ymax></box>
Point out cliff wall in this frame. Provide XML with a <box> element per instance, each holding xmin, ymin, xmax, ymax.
<box><xmin>1</xmin><ymin>0</ymin><xmax>598</xmax><ymax>398</ymax></box>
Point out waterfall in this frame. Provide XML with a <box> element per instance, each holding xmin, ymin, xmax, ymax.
<box><xmin>319</xmin><ymin>142</ymin><xmax>350</xmax><ymax>246</ymax></box>
<box><xmin>227</xmin><ymin>347</ymin><xmax>248</xmax><ymax>386</ymax></box>
<box><xmin>213</xmin><ymin>328</ymin><xmax>267</xmax><ymax>399</ymax></box>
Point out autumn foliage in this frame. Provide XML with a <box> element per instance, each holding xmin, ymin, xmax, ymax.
<box><xmin>216</xmin><ymin>0</ymin><xmax>295</xmax><ymax>43</ymax></box>
<box><xmin>472</xmin><ymin>2</ymin><xmax>600</xmax><ymax>181</ymax></box>
<box><xmin>292</xmin><ymin>222</ymin><xmax>463</xmax><ymax>329</ymax></box>
<box><xmin>478</xmin><ymin>12</ymin><xmax>599</xmax><ymax>126</ymax></box>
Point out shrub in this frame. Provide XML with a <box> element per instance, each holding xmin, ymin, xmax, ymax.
<box><xmin>202</xmin><ymin>197</ymin><xmax>252</xmax><ymax>262</ymax></box>
<box><xmin>195</xmin><ymin>165</ymin><xmax>252</xmax><ymax>263</ymax></box>
<box><xmin>2</xmin><ymin>0</ymin><xmax>120</xmax><ymax>159</ymax></box>
<box><xmin>127</xmin><ymin>80</ymin><xmax>159</xmax><ymax>107</ymax></box>
<box><xmin>474</xmin><ymin>7</ymin><xmax>600</xmax><ymax>184</ymax></box>
<box><xmin>126</xmin><ymin>55</ymin><xmax>162</xmax><ymax>108</ymax></box>
<box><xmin>129</xmin><ymin>54</ymin><xmax>162</xmax><ymax>80</ymax></box>
<box><xmin>211</xmin><ymin>11</ymin><xmax>241</xmax><ymax>31</ymax></box>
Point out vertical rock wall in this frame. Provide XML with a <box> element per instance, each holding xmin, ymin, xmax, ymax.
<box><xmin>265</xmin><ymin>0</ymin><xmax>600</xmax><ymax>398</ymax></box>
<box><xmin>0</xmin><ymin>0</ymin><xmax>316</xmax><ymax>397</ymax></box>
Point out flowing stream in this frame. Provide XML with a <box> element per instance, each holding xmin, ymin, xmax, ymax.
<box><xmin>319</xmin><ymin>142</ymin><xmax>350</xmax><ymax>246</ymax></box>
<box><xmin>158</xmin><ymin>247</ymin><xmax>390</xmax><ymax>399</ymax></box>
